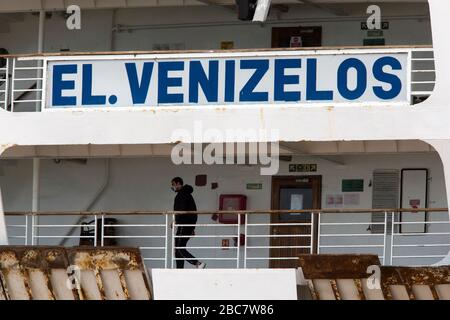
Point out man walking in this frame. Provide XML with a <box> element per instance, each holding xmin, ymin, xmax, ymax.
<box><xmin>171</xmin><ymin>177</ymin><xmax>206</xmax><ymax>269</ymax></box>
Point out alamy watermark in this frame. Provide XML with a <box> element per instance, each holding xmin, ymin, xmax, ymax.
<box><xmin>170</xmin><ymin>121</ymin><xmax>279</xmax><ymax>176</ymax></box>
<box><xmin>367</xmin><ymin>5</ymin><xmax>382</xmax><ymax>30</ymax></box>
<box><xmin>66</xmin><ymin>5</ymin><xmax>81</xmax><ymax>30</ymax></box>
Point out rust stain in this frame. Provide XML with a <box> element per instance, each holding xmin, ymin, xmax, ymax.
<box><xmin>0</xmin><ymin>246</ymin><xmax>151</xmax><ymax>300</ymax></box>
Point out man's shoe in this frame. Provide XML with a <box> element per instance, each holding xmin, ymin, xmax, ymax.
<box><xmin>196</xmin><ymin>262</ymin><xmax>207</xmax><ymax>269</ymax></box>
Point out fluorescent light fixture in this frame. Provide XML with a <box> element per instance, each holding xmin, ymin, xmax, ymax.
<box><xmin>252</xmin><ymin>0</ymin><xmax>271</xmax><ymax>22</ymax></box>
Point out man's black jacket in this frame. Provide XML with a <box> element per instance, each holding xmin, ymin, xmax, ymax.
<box><xmin>173</xmin><ymin>184</ymin><xmax>198</xmax><ymax>225</ymax></box>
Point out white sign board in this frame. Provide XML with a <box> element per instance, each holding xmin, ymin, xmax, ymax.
<box><xmin>45</xmin><ymin>52</ymin><xmax>408</xmax><ymax>109</ymax></box>
<box><xmin>150</xmin><ymin>269</ymin><xmax>297</xmax><ymax>300</ymax></box>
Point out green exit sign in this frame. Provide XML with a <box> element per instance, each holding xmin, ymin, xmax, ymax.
<box><xmin>342</xmin><ymin>179</ymin><xmax>364</xmax><ymax>192</ymax></box>
<box><xmin>246</xmin><ymin>183</ymin><xmax>262</xmax><ymax>190</ymax></box>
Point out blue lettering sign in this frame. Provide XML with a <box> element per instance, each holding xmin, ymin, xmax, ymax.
<box><xmin>337</xmin><ymin>58</ymin><xmax>367</xmax><ymax>100</ymax></box>
<box><xmin>373</xmin><ymin>56</ymin><xmax>402</xmax><ymax>99</ymax></box>
<box><xmin>240</xmin><ymin>59</ymin><xmax>269</xmax><ymax>102</ymax></box>
<box><xmin>189</xmin><ymin>60</ymin><xmax>219</xmax><ymax>103</ymax></box>
<box><xmin>158</xmin><ymin>61</ymin><xmax>184</xmax><ymax>104</ymax></box>
<box><xmin>52</xmin><ymin>64</ymin><xmax>77</xmax><ymax>106</ymax></box>
<box><xmin>274</xmin><ymin>59</ymin><xmax>301</xmax><ymax>102</ymax></box>
<box><xmin>306</xmin><ymin>58</ymin><xmax>333</xmax><ymax>101</ymax></box>
<box><xmin>82</xmin><ymin>64</ymin><xmax>106</xmax><ymax>105</ymax></box>
<box><xmin>126</xmin><ymin>62</ymin><xmax>154</xmax><ymax>104</ymax></box>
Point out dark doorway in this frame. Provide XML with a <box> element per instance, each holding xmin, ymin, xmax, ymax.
<box><xmin>271</xmin><ymin>26</ymin><xmax>322</xmax><ymax>48</ymax></box>
<box><xmin>270</xmin><ymin>176</ymin><xmax>322</xmax><ymax>268</ymax></box>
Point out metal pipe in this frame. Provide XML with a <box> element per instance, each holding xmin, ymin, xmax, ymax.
<box><xmin>31</xmin><ymin>10</ymin><xmax>45</xmax><ymax>244</ymax></box>
<box><xmin>0</xmin><ymin>186</ymin><xmax>8</xmax><ymax>245</ymax></box>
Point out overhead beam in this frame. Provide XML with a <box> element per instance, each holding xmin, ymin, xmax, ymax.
<box><xmin>298</xmin><ymin>0</ymin><xmax>349</xmax><ymax>17</ymax></box>
<box><xmin>195</xmin><ymin>0</ymin><xmax>236</xmax><ymax>13</ymax></box>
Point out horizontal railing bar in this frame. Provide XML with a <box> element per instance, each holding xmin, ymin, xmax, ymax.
<box><xmin>411</xmin><ymin>81</ymin><xmax>435</xmax><ymax>84</ymax></box>
<box><xmin>247</xmin><ymin>223</ymin><xmax>312</xmax><ymax>226</ymax></box>
<box><xmin>393</xmin><ymin>221</ymin><xmax>450</xmax><ymax>225</ymax></box>
<box><xmin>392</xmin><ymin>255</ymin><xmax>446</xmax><ymax>258</ymax></box>
<box><xmin>1</xmin><ymin>45</ymin><xmax>433</xmax><ymax>59</ymax></box>
<box><xmin>13</xmin><ymin>67</ymin><xmax>44</xmax><ymax>70</ymax></box>
<box><xmin>174</xmin><ymin>224</ymin><xmax>239</xmax><ymax>227</ymax></box>
<box><xmin>104</xmin><ymin>235</ymin><xmax>165</xmax><ymax>238</ymax></box>
<box><xmin>8</xmin><ymin>236</ymin><xmax>26</xmax><ymax>239</ymax></box>
<box><xmin>33</xmin><ymin>235</ymin><xmax>95</xmax><ymax>238</ymax></box>
<box><xmin>320</xmin><ymin>222</ymin><xmax>385</xmax><ymax>226</ymax></box>
<box><xmin>104</xmin><ymin>224</ymin><xmax>167</xmax><ymax>227</ymax></box>
<box><xmin>320</xmin><ymin>234</ymin><xmax>383</xmax><ymax>237</ymax></box>
<box><xmin>13</xmin><ymin>78</ymin><xmax>42</xmax><ymax>81</ymax></box>
<box><xmin>6</xmin><ymin>225</ymin><xmax>27</xmax><ymax>228</ymax></box>
<box><xmin>247</xmin><ymin>245</ymin><xmax>311</xmax><ymax>249</ymax></box>
<box><xmin>5</xmin><ymin>208</ymin><xmax>447</xmax><ymax>216</ymax></box>
<box><xmin>247</xmin><ymin>234</ymin><xmax>311</xmax><ymax>238</ymax></box>
<box><xmin>411</xmin><ymin>70</ymin><xmax>435</xmax><ymax>73</ymax></box>
<box><xmin>13</xmin><ymin>88</ymin><xmax>42</xmax><ymax>92</ymax></box>
<box><xmin>174</xmin><ymin>258</ymin><xmax>238</xmax><ymax>260</ymax></box>
<box><xmin>393</xmin><ymin>232</ymin><xmax>450</xmax><ymax>236</ymax></box>
<box><xmin>12</xmin><ymin>100</ymin><xmax>42</xmax><ymax>103</ymax></box>
<box><xmin>393</xmin><ymin>244</ymin><xmax>450</xmax><ymax>247</ymax></box>
<box><xmin>175</xmin><ymin>235</ymin><xmax>237</xmax><ymax>238</ymax></box>
<box><xmin>319</xmin><ymin>245</ymin><xmax>383</xmax><ymax>248</ymax></box>
<box><xmin>139</xmin><ymin>247</ymin><xmax>166</xmax><ymax>250</ymax></box>
<box><xmin>35</xmin><ymin>224</ymin><xmax>87</xmax><ymax>228</ymax></box>
<box><xmin>411</xmin><ymin>58</ymin><xmax>435</xmax><ymax>61</ymax></box>
<box><xmin>246</xmin><ymin>257</ymin><xmax>299</xmax><ymax>260</ymax></box>
<box><xmin>177</xmin><ymin>246</ymin><xmax>237</xmax><ymax>249</ymax></box>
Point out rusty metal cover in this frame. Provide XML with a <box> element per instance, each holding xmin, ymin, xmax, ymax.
<box><xmin>66</xmin><ymin>247</ymin><xmax>152</xmax><ymax>300</ymax></box>
<box><xmin>298</xmin><ymin>254</ymin><xmax>381</xmax><ymax>279</ymax></box>
<box><xmin>0</xmin><ymin>246</ymin><xmax>151</xmax><ymax>300</ymax></box>
<box><xmin>381</xmin><ymin>266</ymin><xmax>450</xmax><ymax>300</ymax></box>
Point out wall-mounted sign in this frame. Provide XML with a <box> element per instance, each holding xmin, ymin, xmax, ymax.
<box><xmin>221</xmin><ymin>41</ymin><xmax>234</xmax><ymax>49</ymax></box>
<box><xmin>342</xmin><ymin>179</ymin><xmax>364</xmax><ymax>192</ymax></box>
<box><xmin>367</xmin><ymin>30</ymin><xmax>383</xmax><ymax>37</ymax></box>
<box><xmin>361</xmin><ymin>22</ymin><xmax>390</xmax><ymax>30</ymax></box>
<box><xmin>289</xmin><ymin>164</ymin><xmax>317</xmax><ymax>173</ymax></box>
<box><xmin>45</xmin><ymin>51</ymin><xmax>408</xmax><ymax>109</ymax></box>
<box><xmin>290</xmin><ymin>36</ymin><xmax>302</xmax><ymax>48</ymax></box>
<box><xmin>246</xmin><ymin>183</ymin><xmax>262</xmax><ymax>190</ymax></box>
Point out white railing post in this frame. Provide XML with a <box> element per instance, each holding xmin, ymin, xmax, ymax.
<box><xmin>237</xmin><ymin>213</ymin><xmax>241</xmax><ymax>268</ymax></box>
<box><xmin>382</xmin><ymin>211</ymin><xmax>388</xmax><ymax>265</ymax></box>
<box><xmin>93</xmin><ymin>214</ymin><xmax>98</xmax><ymax>247</ymax></box>
<box><xmin>171</xmin><ymin>213</ymin><xmax>175</xmax><ymax>269</ymax></box>
<box><xmin>10</xmin><ymin>59</ymin><xmax>15</xmax><ymax>112</ymax></box>
<box><xmin>4</xmin><ymin>58</ymin><xmax>9</xmax><ymax>109</ymax></box>
<box><xmin>407</xmin><ymin>49</ymin><xmax>412</xmax><ymax>105</ymax></box>
<box><xmin>31</xmin><ymin>213</ymin><xmax>35</xmax><ymax>245</ymax></box>
<box><xmin>310</xmin><ymin>212</ymin><xmax>315</xmax><ymax>254</ymax></box>
<box><xmin>24</xmin><ymin>214</ymin><xmax>28</xmax><ymax>245</ymax></box>
<box><xmin>244</xmin><ymin>213</ymin><xmax>248</xmax><ymax>269</ymax></box>
<box><xmin>164</xmin><ymin>213</ymin><xmax>169</xmax><ymax>269</ymax></box>
<box><xmin>40</xmin><ymin>58</ymin><xmax>47</xmax><ymax>111</ymax></box>
<box><xmin>317</xmin><ymin>212</ymin><xmax>321</xmax><ymax>254</ymax></box>
<box><xmin>390</xmin><ymin>211</ymin><xmax>395</xmax><ymax>266</ymax></box>
<box><xmin>100</xmin><ymin>214</ymin><xmax>104</xmax><ymax>247</ymax></box>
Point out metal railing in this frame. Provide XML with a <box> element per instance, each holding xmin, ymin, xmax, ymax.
<box><xmin>4</xmin><ymin>208</ymin><xmax>449</xmax><ymax>268</ymax></box>
<box><xmin>0</xmin><ymin>46</ymin><xmax>435</xmax><ymax>112</ymax></box>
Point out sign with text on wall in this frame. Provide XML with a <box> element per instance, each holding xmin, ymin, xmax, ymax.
<box><xmin>45</xmin><ymin>51</ymin><xmax>408</xmax><ymax>109</ymax></box>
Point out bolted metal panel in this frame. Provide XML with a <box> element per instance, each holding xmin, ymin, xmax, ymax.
<box><xmin>66</xmin><ymin>247</ymin><xmax>152</xmax><ymax>300</ymax></box>
<box><xmin>298</xmin><ymin>254</ymin><xmax>450</xmax><ymax>300</ymax></box>
<box><xmin>0</xmin><ymin>246</ymin><xmax>151</xmax><ymax>300</ymax></box>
